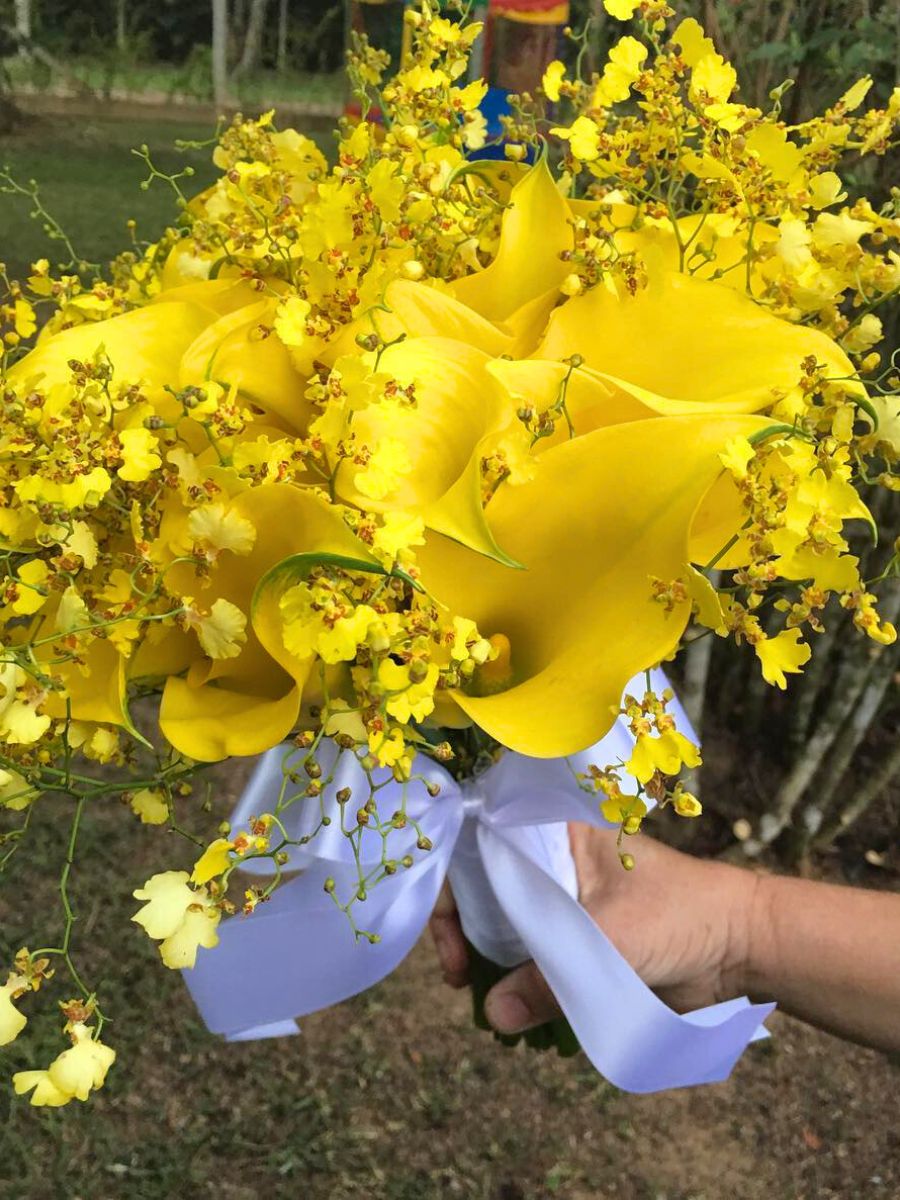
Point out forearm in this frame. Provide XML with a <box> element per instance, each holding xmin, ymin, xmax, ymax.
<box><xmin>742</xmin><ymin>871</ymin><xmax>900</xmax><ymax>1053</ymax></box>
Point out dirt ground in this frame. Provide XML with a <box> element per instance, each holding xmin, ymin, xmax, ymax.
<box><xmin>1</xmin><ymin>737</ymin><xmax>898</xmax><ymax>1200</ymax></box>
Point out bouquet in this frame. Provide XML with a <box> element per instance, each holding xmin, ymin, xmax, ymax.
<box><xmin>1</xmin><ymin>0</ymin><xmax>898</xmax><ymax>1107</ymax></box>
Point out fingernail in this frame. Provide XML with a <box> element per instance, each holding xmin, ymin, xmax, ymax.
<box><xmin>485</xmin><ymin>989</ymin><xmax>531</xmax><ymax>1034</ymax></box>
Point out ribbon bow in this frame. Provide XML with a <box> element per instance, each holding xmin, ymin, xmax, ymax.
<box><xmin>185</xmin><ymin>671</ymin><xmax>773</xmax><ymax>1093</ymax></box>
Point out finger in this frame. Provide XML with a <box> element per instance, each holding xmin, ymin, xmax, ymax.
<box><xmin>568</xmin><ymin>821</ymin><xmax>628</xmax><ymax>903</ymax></box>
<box><xmin>428</xmin><ymin>882</ymin><xmax>470</xmax><ymax>988</ymax></box>
<box><xmin>431</xmin><ymin>880</ymin><xmax>458</xmax><ymax>920</ymax></box>
<box><xmin>484</xmin><ymin>961</ymin><xmax>561</xmax><ymax>1035</ymax></box>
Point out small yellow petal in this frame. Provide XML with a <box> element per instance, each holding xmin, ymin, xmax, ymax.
<box><xmin>191</xmin><ymin>838</ymin><xmax>234</xmax><ymax>885</ymax></box>
<box><xmin>755</xmin><ymin>629</ymin><xmax>812</xmax><ymax>690</ymax></box>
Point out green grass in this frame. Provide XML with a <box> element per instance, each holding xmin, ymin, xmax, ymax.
<box><xmin>0</xmin><ymin>117</ymin><xmax>219</xmax><ymax>279</ymax></box>
<box><xmin>1</xmin><ymin>778</ymin><xmax>899</xmax><ymax>1200</ymax></box>
<box><xmin>0</xmin><ymin>114</ymin><xmax>332</xmax><ymax>281</ymax></box>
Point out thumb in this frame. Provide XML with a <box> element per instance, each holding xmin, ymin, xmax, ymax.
<box><xmin>484</xmin><ymin>961</ymin><xmax>561</xmax><ymax>1035</ymax></box>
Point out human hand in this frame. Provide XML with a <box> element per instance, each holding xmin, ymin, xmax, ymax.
<box><xmin>429</xmin><ymin>823</ymin><xmax>760</xmax><ymax>1035</ymax></box>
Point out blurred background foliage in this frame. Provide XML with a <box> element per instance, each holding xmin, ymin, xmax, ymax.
<box><xmin>1</xmin><ymin>1</ymin><xmax>897</xmax><ymax>112</ymax></box>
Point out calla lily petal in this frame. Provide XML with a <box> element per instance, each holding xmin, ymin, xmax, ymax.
<box><xmin>46</xmin><ymin>638</ymin><xmax>131</xmax><ymax>728</ymax></box>
<box><xmin>421</xmin><ymin>445</ymin><xmax>522</xmax><ymax>568</ymax></box>
<box><xmin>334</xmin><ymin>337</ymin><xmax>517</xmax><ymax>561</ymax></box>
<box><xmin>488</xmin><ymin>358</ymin><xmax>654</xmax><ymax>449</ymax></box>
<box><xmin>336</xmin><ymin>338</ymin><xmax>503</xmax><ymax>508</ymax></box>
<box><xmin>8</xmin><ymin>303</ymin><xmax>211</xmax><ymax>398</ymax></box>
<box><xmin>323</xmin><ymin>279</ymin><xmax>514</xmax><ymax>365</ymax></box>
<box><xmin>151</xmin><ymin>277</ymin><xmax>267</xmax><ymax>317</ymax></box>
<box><xmin>502</xmin><ymin>286</ymin><xmax>569</xmax><ymax>358</ymax></box>
<box><xmin>160</xmin><ymin>676</ymin><xmax>302</xmax><ymax>762</ymax></box>
<box><xmin>130</xmin><ymin>626</ymin><xmax>198</xmax><ymax>681</ymax></box>
<box><xmin>688</xmin><ymin>472</ymin><xmax>752</xmax><ymax>568</ymax></box>
<box><xmin>180</xmin><ymin>301</ymin><xmax>313</xmax><ymax>433</ymax></box>
<box><xmin>451</xmin><ymin>158</ymin><xmax>573</xmax><ymax>322</ymax></box>
<box><xmin>417</xmin><ymin>414</ymin><xmax>767</xmax><ymax>757</ymax></box>
<box><xmin>159</xmin><ymin>483</ymin><xmax>372</xmax><ymax>758</ymax></box>
<box><xmin>537</xmin><ymin>270</ymin><xmax>860</xmax><ymax>411</ymax></box>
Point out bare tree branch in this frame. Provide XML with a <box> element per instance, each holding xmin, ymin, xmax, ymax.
<box><xmin>741</xmin><ymin>585</ymin><xmax>900</xmax><ymax>856</ymax></box>
<box><xmin>802</xmin><ymin>639</ymin><xmax>898</xmax><ymax>835</ymax></box>
<box><xmin>813</xmin><ymin>728</ymin><xmax>900</xmax><ymax>851</ymax></box>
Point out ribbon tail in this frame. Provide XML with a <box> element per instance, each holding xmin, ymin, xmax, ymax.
<box><xmin>226</xmin><ymin>1020</ymin><xmax>303</xmax><ymax>1042</ymax></box>
<box><xmin>477</xmin><ymin>822</ymin><xmax>774</xmax><ymax>1094</ymax></box>
<box><xmin>183</xmin><ymin>771</ymin><xmax>463</xmax><ymax>1040</ymax></box>
<box><xmin>184</xmin><ymin>842</ymin><xmax>457</xmax><ymax>1039</ymax></box>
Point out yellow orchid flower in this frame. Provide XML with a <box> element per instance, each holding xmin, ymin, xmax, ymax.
<box><xmin>755</xmin><ymin>629</ymin><xmax>812</xmax><ymax>689</ymax></box>
<box><xmin>192</xmin><ymin>838</ymin><xmax>234</xmax><ymax>885</ymax></box>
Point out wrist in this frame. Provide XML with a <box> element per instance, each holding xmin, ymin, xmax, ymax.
<box><xmin>717</xmin><ymin>864</ymin><xmax>774</xmax><ymax>1003</ymax></box>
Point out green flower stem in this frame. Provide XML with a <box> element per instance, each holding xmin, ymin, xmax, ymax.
<box><xmin>465</xmin><ymin>937</ymin><xmax>580</xmax><ymax>1058</ymax></box>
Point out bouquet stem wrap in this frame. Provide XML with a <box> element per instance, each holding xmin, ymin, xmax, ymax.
<box><xmin>185</xmin><ymin>677</ymin><xmax>774</xmax><ymax>1093</ymax></box>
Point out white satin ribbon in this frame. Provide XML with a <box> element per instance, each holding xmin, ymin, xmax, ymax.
<box><xmin>184</xmin><ymin>671</ymin><xmax>774</xmax><ymax>1093</ymax></box>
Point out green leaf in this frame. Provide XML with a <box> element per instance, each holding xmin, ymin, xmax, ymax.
<box><xmin>252</xmin><ymin>551</ymin><xmax>419</xmax><ymax>618</ymax></box>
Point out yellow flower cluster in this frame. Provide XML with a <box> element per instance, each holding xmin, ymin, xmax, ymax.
<box><xmin>0</xmin><ymin>0</ymin><xmax>897</xmax><ymax>1103</ymax></box>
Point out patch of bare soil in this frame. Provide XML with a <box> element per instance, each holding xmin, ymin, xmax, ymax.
<box><xmin>2</xmin><ymin>745</ymin><xmax>897</xmax><ymax>1200</ymax></box>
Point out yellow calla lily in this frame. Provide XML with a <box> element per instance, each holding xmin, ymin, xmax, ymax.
<box><xmin>487</xmin><ymin>358</ymin><xmax>654</xmax><ymax>448</ymax></box>
<box><xmin>502</xmin><ymin>286</ymin><xmax>571</xmax><ymax>358</ymax></box>
<box><xmin>451</xmin><ymin>158</ymin><xmax>573</xmax><ymax>323</ymax></box>
<box><xmin>152</xmin><ymin>276</ymin><xmax>267</xmax><ymax>317</ymax></box>
<box><xmin>331</xmin><ymin>337</ymin><xmax>521</xmax><ymax>563</ymax></box>
<box><xmin>130</xmin><ymin>625</ymin><xmax>197</xmax><ymax>681</ymax></box>
<box><xmin>179</xmin><ymin>300</ymin><xmax>313</xmax><ymax>433</ymax></box>
<box><xmin>688</xmin><ymin>472</ymin><xmax>751</xmax><ymax>569</ymax></box>
<box><xmin>536</xmin><ymin>269</ymin><xmax>860</xmax><ymax>413</ymax></box>
<box><xmin>417</xmin><ymin>413</ymin><xmax>767</xmax><ymax>757</ymax></box>
<box><xmin>45</xmin><ymin>638</ymin><xmax>132</xmax><ymax>729</ymax></box>
<box><xmin>160</xmin><ymin>677</ymin><xmax>303</xmax><ymax>762</ymax></box>
<box><xmin>8</xmin><ymin>302</ymin><xmax>211</xmax><ymax>401</ymax></box>
<box><xmin>159</xmin><ymin>483</ymin><xmax>373</xmax><ymax>760</ymax></box>
<box><xmin>321</xmin><ymin>278</ymin><xmax>514</xmax><ymax>365</ymax></box>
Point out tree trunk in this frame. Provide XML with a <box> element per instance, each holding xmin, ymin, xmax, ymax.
<box><xmin>813</xmin><ymin>731</ymin><xmax>900</xmax><ymax>851</ymax></box>
<box><xmin>212</xmin><ymin>0</ymin><xmax>230</xmax><ymax>106</ymax></box>
<box><xmin>786</xmin><ymin>616</ymin><xmax>842</xmax><ymax>753</ymax></box>
<box><xmin>235</xmin><ymin>0</ymin><xmax>270</xmax><ymax>76</ymax></box>
<box><xmin>14</xmin><ymin>0</ymin><xmax>31</xmax><ymax>58</ymax></box>
<box><xmin>0</xmin><ymin>93</ymin><xmax>25</xmax><ymax>134</ymax></box>
<box><xmin>755</xmin><ymin>0</ymin><xmax>796</xmax><ymax>106</ymax></box>
<box><xmin>682</xmin><ymin>633</ymin><xmax>715</xmax><ymax>736</ymax></box>
<box><xmin>800</xmin><ymin>637</ymin><xmax>898</xmax><ymax>842</ymax></box>
<box><xmin>276</xmin><ymin>0</ymin><xmax>288</xmax><ymax>71</ymax></box>
<box><xmin>744</xmin><ymin>585</ymin><xmax>900</xmax><ymax>856</ymax></box>
<box><xmin>116</xmin><ymin>0</ymin><xmax>127</xmax><ymax>53</ymax></box>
